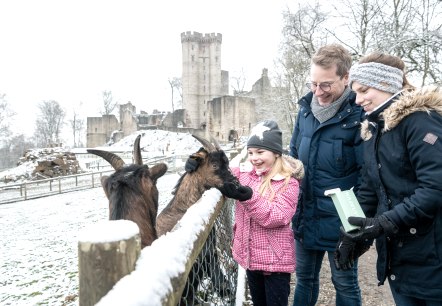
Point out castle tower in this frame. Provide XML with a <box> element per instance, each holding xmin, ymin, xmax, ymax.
<box><xmin>181</xmin><ymin>31</ymin><xmax>226</xmax><ymax>129</ymax></box>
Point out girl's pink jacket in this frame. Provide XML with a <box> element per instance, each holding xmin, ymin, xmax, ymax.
<box><xmin>231</xmin><ymin>160</ymin><xmax>301</xmax><ymax>273</ymax></box>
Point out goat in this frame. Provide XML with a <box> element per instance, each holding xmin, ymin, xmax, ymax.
<box><xmin>156</xmin><ymin>133</ymin><xmax>249</xmax><ymax>236</ymax></box>
<box><xmin>156</xmin><ymin>134</ymin><xmax>248</xmax><ymax>305</ymax></box>
<box><xmin>87</xmin><ymin>135</ymin><xmax>168</xmax><ymax>248</ymax></box>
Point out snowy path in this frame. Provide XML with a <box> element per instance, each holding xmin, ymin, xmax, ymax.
<box><xmin>0</xmin><ymin>173</ymin><xmax>180</xmax><ymax>306</ymax></box>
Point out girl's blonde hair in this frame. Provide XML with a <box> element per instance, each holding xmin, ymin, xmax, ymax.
<box><xmin>257</xmin><ymin>155</ymin><xmax>293</xmax><ymax>202</ymax></box>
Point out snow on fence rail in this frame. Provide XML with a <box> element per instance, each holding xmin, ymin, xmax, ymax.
<box><xmin>0</xmin><ymin>155</ymin><xmax>189</xmax><ymax>205</ymax></box>
<box><xmin>78</xmin><ymin>190</ymin><xmax>244</xmax><ymax>306</ymax></box>
<box><xmin>0</xmin><ymin>170</ymin><xmax>114</xmax><ymax>204</ymax></box>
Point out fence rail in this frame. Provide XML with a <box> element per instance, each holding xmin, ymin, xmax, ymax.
<box><xmin>0</xmin><ymin>155</ymin><xmax>189</xmax><ymax>205</ymax></box>
<box><xmin>0</xmin><ymin>171</ymin><xmax>116</xmax><ymax>205</ymax></box>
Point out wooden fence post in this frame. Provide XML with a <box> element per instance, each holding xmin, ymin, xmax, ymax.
<box><xmin>78</xmin><ymin>220</ymin><xmax>141</xmax><ymax>306</ymax></box>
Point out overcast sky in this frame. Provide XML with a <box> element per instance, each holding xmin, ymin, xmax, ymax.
<box><xmin>0</xmin><ymin>0</ymin><xmax>296</xmax><ymax>137</ymax></box>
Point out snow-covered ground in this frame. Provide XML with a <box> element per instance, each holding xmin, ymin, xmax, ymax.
<box><xmin>0</xmin><ymin>130</ymin><xmax>245</xmax><ymax>305</ymax></box>
<box><xmin>0</xmin><ymin>173</ymin><xmax>180</xmax><ymax>306</ymax></box>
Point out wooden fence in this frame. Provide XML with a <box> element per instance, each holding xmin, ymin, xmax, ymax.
<box><xmin>0</xmin><ymin>155</ymin><xmax>187</xmax><ymax>205</ymax></box>
<box><xmin>78</xmin><ymin>189</ymin><xmax>245</xmax><ymax>305</ymax></box>
<box><xmin>0</xmin><ymin>170</ymin><xmax>114</xmax><ymax>204</ymax></box>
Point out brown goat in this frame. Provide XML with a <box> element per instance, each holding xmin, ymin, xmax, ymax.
<box><xmin>156</xmin><ymin>134</ymin><xmax>250</xmax><ymax>236</ymax></box>
<box><xmin>87</xmin><ymin>135</ymin><xmax>168</xmax><ymax>248</ymax></box>
<box><xmin>155</xmin><ymin>134</ymin><xmax>249</xmax><ymax>305</ymax></box>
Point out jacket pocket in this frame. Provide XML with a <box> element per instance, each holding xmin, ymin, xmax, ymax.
<box><xmin>333</xmin><ymin>138</ymin><xmax>356</xmax><ymax>176</ymax></box>
<box><xmin>391</xmin><ymin>221</ymin><xmax>439</xmax><ymax>266</ymax></box>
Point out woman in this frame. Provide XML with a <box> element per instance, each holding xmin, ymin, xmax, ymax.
<box><xmin>342</xmin><ymin>52</ymin><xmax>442</xmax><ymax>305</ymax></box>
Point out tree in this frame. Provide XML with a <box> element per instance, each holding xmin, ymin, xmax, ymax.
<box><xmin>275</xmin><ymin>3</ymin><xmax>328</xmax><ymax>131</ymax></box>
<box><xmin>34</xmin><ymin>100</ymin><xmax>65</xmax><ymax>147</ymax></box>
<box><xmin>0</xmin><ymin>134</ymin><xmax>34</xmax><ymax>169</ymax></box>
<box><xmin>0</xmin><ymin>93</ymin><xmax>15</xmax><ymax>140</ymax></box>
<box><xmin>231</xmin><ymin>68</ymin><xmax>247</xmax><ymax>95</ymax></box>
<box><xmin>275</xmin><ymin>0</ymin><xmax>442</xmax><ymax>127</ymax></box>
<box><xmin>328</xmin><ymin>0</ymin><xmax>442</xmax><ymax>84</ymax></box>
<box><xmin>69</xmin><ymin>105</ymin><xmax>85</xmax><ymax>148</ymax></box>
<box><xmin>168</xmin><ymin>77</ymin><xmax>182</xmax><ymax>112</ymax></box>
<box><xmin>101</xmin><ymin>90</ymin><xmax>118</xmax><ymax>115</ymax></box>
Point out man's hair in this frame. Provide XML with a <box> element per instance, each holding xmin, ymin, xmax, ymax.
<box><xmin>312</xmin><ymin>44</ymin><xmax>352</xmax><ymax>78</ymax></box>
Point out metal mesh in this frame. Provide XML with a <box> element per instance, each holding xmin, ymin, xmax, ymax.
<box><xmin>178</xmin><ymin>198</ymin><xmax>238</xmax><ymax>306</ymax></box>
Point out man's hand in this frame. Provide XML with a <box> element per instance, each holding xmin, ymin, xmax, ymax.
<box><xmin>343</xmin><ymin>215</ymin><xmax>398</xmax><ymax>242</ymax></box>
<box><xmin>334</xmin><ymin>232</ymin><xmax>355</xmax><ymax>270</ymax></box>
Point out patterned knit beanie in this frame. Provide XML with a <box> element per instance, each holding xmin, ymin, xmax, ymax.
<box><xmin>247</xmin><ymin>120</ymin><xmax>283</xmax><ymax>154</ymax></box>
<box><xmin>349</xmin><ymin>62</ymin><xmax>403</xmax><ymax>94</ymax></box>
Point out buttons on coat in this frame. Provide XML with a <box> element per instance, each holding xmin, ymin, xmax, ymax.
<box><xmin>410</xmin><ymin>228</ymin><xmax>417</xmax><ymax>234</ymax></box>
<box><xmin>390</xmin><ymin>274</ymin><xmax>396</xmax><ymax>281</ymax></box>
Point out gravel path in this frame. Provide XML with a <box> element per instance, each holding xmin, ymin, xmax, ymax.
<box><xmin>289</xmin><ymin>246</ymin><xmax>395</xmax><ymax>306</ymax></box>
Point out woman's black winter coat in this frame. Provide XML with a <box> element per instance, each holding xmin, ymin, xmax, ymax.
<box><xmin>357</xmin><ymin>87</ymin><xmax>442</xmax><ymax>300</ymax></box>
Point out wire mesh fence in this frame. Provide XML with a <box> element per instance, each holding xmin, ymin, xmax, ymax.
<box><xmin>179</xmin><ymin>198</ymin><xmax>239</xmax><ymax>306</ymax></box>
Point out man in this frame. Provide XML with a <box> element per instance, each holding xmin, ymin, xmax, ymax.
<box><xmin>289</xmin><ymin>44</ymin><xmax>364</xmax><ymax>306</ymax></box>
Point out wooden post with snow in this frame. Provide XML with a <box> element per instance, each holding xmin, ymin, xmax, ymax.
<box><xmin>78</xmin><ymin>220</ymin><xmax>141</xmax><ymax>306</ymax></box>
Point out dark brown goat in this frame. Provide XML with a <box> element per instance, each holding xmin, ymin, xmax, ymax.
<box><xmin>87</xmin><ymin>135</ymin><xmax>168</xmax><ymax>248</ymax></box>
<box><xmin>156</xmin><ymin>134</ymin><xmax>249</xmax><ymax>236</ymax></box>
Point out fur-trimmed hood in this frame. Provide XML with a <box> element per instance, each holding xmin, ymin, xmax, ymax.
<box><xmin>361</xmin><ymin>85</ymin><xmax>442</xmax><ymax>140</ymax></box>
<box><xmin>282</xmin><ymin>154</ymin><xmax>305</xmax><ymax>180</ymax></box>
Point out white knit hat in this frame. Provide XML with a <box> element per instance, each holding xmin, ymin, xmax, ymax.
<box><xmin>349</xmin><ymin>62</ymin><xmax>404</xmax><ymax>94</ymax></box>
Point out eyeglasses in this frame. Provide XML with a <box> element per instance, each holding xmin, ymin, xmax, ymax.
<box><xmin>305</xmin><ymin>80</ymin><xmax>336</xmax><ymax>92</ymax></box>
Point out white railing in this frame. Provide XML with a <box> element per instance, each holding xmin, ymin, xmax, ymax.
<box><xmin>0</xmin><ymin>171</ymin><xmax>114</xmax><ymax>204</ymax></box>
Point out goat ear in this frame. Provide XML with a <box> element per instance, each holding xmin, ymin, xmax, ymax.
<box><xmin>100</xmin><ymin>176</ymin><xmax>109</xmax><ymax>187</ymax></box>
<box><xmin>100</xmin><ymin>176</ymin><xmax>110</xmax><ymax>199</ymax></box>
<box><xmin>190</xmin><ymin>149</ymin><xmax>207</xmax><ymax>162</ymax></box>
<box><xmin>149</xmin><ymin>163</ymin><xmax>168</xmax><ymax>181</ymax></box>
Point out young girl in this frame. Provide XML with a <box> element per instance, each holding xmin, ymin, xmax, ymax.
<box><xmin>231</xmin><ymin>120</ymin><xmax>304</xmax><ymax>306</ymax></box>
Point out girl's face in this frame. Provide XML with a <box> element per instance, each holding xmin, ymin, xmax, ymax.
<box><xmin>247</xmin><ymin>148</ymin><xmax>278</xmax><ymax>173</ymax></box>
<box><xmin>351</xmin><ymin>81</ymin><xmax>395</xmax><ymax>114</ymax></box>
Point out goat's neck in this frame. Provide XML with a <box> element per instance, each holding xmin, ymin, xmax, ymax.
<box><xmin>156</xmin><ymin>174</ymin><xmax>208</xmax><ymax>236</ymax></box>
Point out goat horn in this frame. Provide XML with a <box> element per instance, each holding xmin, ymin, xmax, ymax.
<box><xmin>209</xmin><ymin>134</ymin><xmax>221</xmax><ymax>150</ymax></box>
<box><xmin>87</xmin><ymin>149</ymin><xmax>125</xmax><ymax>170</ymax></box>
<box><xmin>133</xmin><ymin>135</ymin><xmax>143</xmax><ymax>165</ymax></box>
<box><xmin>192</xmin><ymin>134</ymin><xmax>216</xmax><ymax>152</ymax></box>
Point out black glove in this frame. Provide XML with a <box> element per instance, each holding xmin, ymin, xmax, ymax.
<box><xmin>343</xmin><ymin>215</ymin><xmax>398</xmax><ymax>242</ymax></box>
<box><xmin>334</xmin><ymin>233</ymin><xmax>355</xmax><ymax>270</ymax></box>
<box><xmin>184</xmin><ymin>157</ymin><xmax>199</xmax><ymax>173</ymax></box>
<box><xmin>353</xmin><ymin>240</ymin><xmax>372</xmax><ymax>259</ymax></box>
<box><xmin>221</xmin><ymin>182</ymin><xmax>253</xmax><ymax>201</ymax></box>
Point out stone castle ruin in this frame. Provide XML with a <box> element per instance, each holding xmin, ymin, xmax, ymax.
<box><xmin>86</xmin><ymin>31</ymin><xmax>291</xmax><ymax>148</ymax></box>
